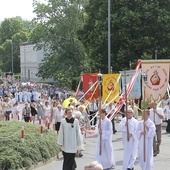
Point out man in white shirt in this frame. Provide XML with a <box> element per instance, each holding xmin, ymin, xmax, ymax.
<box><xmin>106</xmin><ymin>102</ymin><xmax>117</xmax><ymax>134</ymax></box>
<box><xmin>149</xmin><ymin>101</ymin><xmax>164</xmax><ymax>157</ymax></box>
<box><xmin>88</xmin><ymin>99</ymin><xmax>98</xmax><ymax>126</ymax></box>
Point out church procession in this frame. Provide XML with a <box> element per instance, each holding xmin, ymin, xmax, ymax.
<box><xmin>0</xmin><ymin>59</ymin><xmax>170</xmax><ymax>170</ymax></box>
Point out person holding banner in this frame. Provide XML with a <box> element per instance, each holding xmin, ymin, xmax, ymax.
<box><xmin>149</xmin><ymin>101</ymin><xmax>164</xmax><ymax>157</ymax></box>
<box><xmin>106</xmin><ymin>102</ymin><xmax>117</xmax><ymax>134</ymax></box>
<box><xmin>88</xmin><ymin>99</ymin><xmax>98</xmax><ymax>127</ymax></box>
<box><xmin>137</xmin><ymin>109</ymin><xmax>156</xmax><ymax>170</ymax></box>
<box><xmin>95</xmin><ymin>109</ymin><xmax>115</xmax><ymax>170</ymax></box>
<box><xmin>119</xmin><ymin>107</ymin><xmax>138</xmax><ymax>170</ymax></box>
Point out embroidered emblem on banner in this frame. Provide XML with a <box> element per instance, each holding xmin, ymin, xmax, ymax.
<box><xmin>107</xmin><ymin>80</ymin><xmax>114</xmax><ymax>91</ymax></box>
<box><xmin>146</xmin><ymin>65</ymin><xmax>168</xmax><ymax>92</ymax></box>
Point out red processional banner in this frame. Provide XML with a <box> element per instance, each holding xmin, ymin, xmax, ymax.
<box><xmin>82</xmin><ymin>73</ymin><xmax>99</xmax><ymax>100</ymax></box>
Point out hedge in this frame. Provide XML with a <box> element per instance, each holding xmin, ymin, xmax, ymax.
<box><xmin>0</xmin><ymin>121</ymin><xmax>60</xmax><ymax>170</ymax></box>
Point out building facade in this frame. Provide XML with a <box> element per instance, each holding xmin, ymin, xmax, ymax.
<box><xmin>20</xmin><ymin>42</ymin><xmax>44</xmax><ymax>82</ymax></box>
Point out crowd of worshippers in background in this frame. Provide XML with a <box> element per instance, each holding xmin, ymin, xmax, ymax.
<box><xmin>0</xmin><ymin>89</ymin><xmax>169</xmax><ymax>134</ymax></box>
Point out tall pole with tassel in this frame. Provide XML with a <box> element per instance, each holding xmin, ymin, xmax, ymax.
<box><xmin>142</xmin><ymin>72</ymin><xmax>148</xmax><ymax>162</ymax></box>
<box><xmin>124</xmin><ymin>71</ymin><xmax>130</xmax><ymax>141</ymax></box>
<box><xmin>97</xmin><ymin>71</ymin><xmax>102</xmax><ymax>155</ymax></box>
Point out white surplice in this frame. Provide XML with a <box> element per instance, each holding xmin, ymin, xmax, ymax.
<box><xmin>57</xmin><ymin>118</ymin><xmax>82</xmax><ymax>153</ymax></box>
<box><xmin>119</xmin><ymin>117</ymin><xmax>139</xmax><ymax>170</ymax></box>
<box><xmin>137</xmin><ymin>118</ymin><xmax>156</xmax><ymax>170</ymax></box>
<box><xmin>95</xmin><ymin>117</ymin><xmax>116</xmax><ymax>169</ymax></box>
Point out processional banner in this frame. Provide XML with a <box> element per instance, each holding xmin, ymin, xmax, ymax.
<box><xmin>141</xmin><ymin>60</ymin><xmax>170</xmax><ymax>102</ymax></box>
<box><xmin>102</xmin><ymin>74</ymin><xmax>120</xmax><ymax>102</ymax></box>
<box><xmin>82</xmin><ymin>73</ymin><xmax>99</xmax><ymax>100</ymax></box>
<box><xmin>120</xmin><ymin>70</ymin><xmax>142</xmax><ymax>99</ymax></box>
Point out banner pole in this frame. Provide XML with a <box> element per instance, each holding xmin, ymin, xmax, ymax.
<box><xmin>97</xmin><ymin>72</ymin><xmax>102</xmax><ymax>155</ymax></box>
<box><xmin>124</xmin><ymin>71</ymin><xmax>130</xmax><ymax>141</ymax></box>
<box><xmin>142</xmin><ymin>72</ymin><xmax>148</xmax><ymax>162</ymax></box>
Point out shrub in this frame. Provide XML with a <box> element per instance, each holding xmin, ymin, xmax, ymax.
<box><xmin>0</xmin><ymin>121</ymin><xmax>60</xmax><ymax>170</ymax></box>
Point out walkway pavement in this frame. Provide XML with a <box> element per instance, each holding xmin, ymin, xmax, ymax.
<box><xmin>34</xmin><ymin>122</ymin><xmax>170</xmax><ymax>170</ymax></box>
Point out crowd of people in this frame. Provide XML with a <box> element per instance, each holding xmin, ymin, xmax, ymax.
<box><xmin>0</xmin><ymin>76</ymin><xmax>170</xmax><ymax>170</ymax></box>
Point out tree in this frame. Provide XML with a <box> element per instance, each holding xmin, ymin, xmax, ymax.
<box><xmin>79</xmin><ymin>0</ymin><xmax>170</xmax><ymax>73</ymax></box>
<box><xmin>31</xmin><ymin>0</ymin><xmax>88</xmax><ymax>89</ymax></box>
<box><xmin>0</xmin><ymin>17</ymin><xmax>33</xmax><ymax>73</ymax></box>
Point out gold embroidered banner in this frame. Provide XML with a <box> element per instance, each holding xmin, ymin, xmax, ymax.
<box><xmin>141</xmin><ymin>60</ymin><xmax>170</xmax><ymax>102</ymax></box>
<box><xmin>102</xmin><ymin>74</ymin><xmax>120</xmax><ymax>102</ymax></box>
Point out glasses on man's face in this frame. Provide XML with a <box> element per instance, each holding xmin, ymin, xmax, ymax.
<box><xmin>127</xmin><ymin>112</ymin><xmax>132</xmax><ymax>114</ymax></box>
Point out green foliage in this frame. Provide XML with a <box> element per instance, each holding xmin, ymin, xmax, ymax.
<box><xmin>0</xmin><ymin>69</ymin><xmax>3</xmax><ymax>76</ymax></box>
<box><xmin>0</xmin><ymin>18</ymin><xmax>24</xmax><ymax>44</ymax></box>
<box><xmin>0</xmin><ymin>121</ymin><xmax>60</xmax><ymax>170</ymax></box>
<box><xmin>31</xmin><ymin>0</ymin><xmax>89</xmax><ymax>89</ymax></box>
<box><xmin>0</xmin><ymin>17</ymin><xmax>33</xmax><ymax>73</ymax></box>
<box><xmin>14</xmin><ymin>73</ymin><xmax>21</xmax><ymax>79</ymax></box>
<box><xmin>80</xmin><ymin>0</ymin><xmax>170</xmax><ymax>73</ymax></box>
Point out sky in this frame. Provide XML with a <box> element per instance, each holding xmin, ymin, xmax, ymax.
<box><xmin>0</xmin><ymin>0</ymin><xmax>45</xmax><ymax>21</ymax></box>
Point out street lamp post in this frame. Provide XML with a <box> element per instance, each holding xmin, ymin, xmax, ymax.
<box><xmin>10</xmin><ymin>40</ymin><xmax>14</xmax><ymax>74</ymax></box>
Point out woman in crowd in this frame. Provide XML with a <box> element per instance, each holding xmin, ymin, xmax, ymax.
<box><xmin>30</xmin><ymin>100</ymin><xmax>37</xmax><ymax>123</ymax></box>
<box><xmin>54</xmin><ymin>104</ymin><xmax>64</xmax><ymax>134</ymax></box>
<box><xmin>12</xmin><ymin>102</ymin><xmax>20</xmax><ymax>120</ymax></box>
<box><xmin>51</xmin><ymin>101</ymin><xmax>58</xmax><ymax>131</ymax></box>
<box><xmin>2</xmin><ymin>98</ymin><xmax>12</xmax><ymax>121</ymax></box>
<box><xmin>36</xmin><ymin>98</ymin><xmax>44</xmax><ymax>121</ymax></box>
<box><xmin>0</xmin><ymin>97</ymin><xmax>4</xmax><ymax>120</ymax></box>
<box><xmin>75</xmin><ymin>110</ymin><xmax>85</xmax><ymax>157</ymax></box>
<box><xmin>43</xmin><ymin>100</ymin><xmax>52</xmax><ymax>127</ymax></box>
<box><xmin>22</xmin><ymin>102</ymin><xmax>31</xmax><ymax>122</ymax></box>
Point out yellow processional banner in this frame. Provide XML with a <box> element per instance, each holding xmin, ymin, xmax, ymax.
<box><xmin>141</xmin><ymin>60</ymin><xmax>170</xmax><ymax>102</ymax></box>
<box><xmin>102</xmin><ymin>74</ymin><xmax>120</xmax><ymax>102</ymax></box>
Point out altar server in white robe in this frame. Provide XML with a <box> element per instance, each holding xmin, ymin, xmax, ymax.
<box><xmin>95</xmin><ymin>109</ymin><xmax>115</xmax><ymax>169</ymax></box>
<box><xmin>23</xmin><ymin>90</ymin><xmax>27</xmax><ymax>102</ymax></box>
<box><xmin>19</xmin><ymin>91</ymin><xmax>23</xmax><ymax>103</ymax></box>
<box><xmin>119</xmin><ymin>107</ymin><xmax>139</xmax><ymax>170</ymax></box>
<box><xmin>137</xmin><ymin>109</ymin><xmax>156</xmax><ymax>170</ymax></box>
<box><xmin>27</xmin><ymin>91</ymin><xmax>32</xmax><ymax>103</ymax></box>
<box><xmin>57</xmin><ymin>108</ymin><xmax>82</xmax><ymax>170</ymax></box>
<box><xmin>14</xmin><ymin>91</ymin><xmax>19</xmax><ymax>102</ymax></box>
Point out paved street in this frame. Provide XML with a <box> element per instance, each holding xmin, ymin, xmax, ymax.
<box><xmin>34</xmin><ymin>122</ymin><xmax>170</xmax><ymax>170</ymax></box>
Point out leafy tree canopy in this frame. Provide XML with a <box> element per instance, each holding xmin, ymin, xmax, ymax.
<box><xmin>0</xmin><ymin>17</ymin><xmax>34</xmax><ymax>73</ymax></box>
<box><xmin>80</xmin><ymin>0</ymin><xmax>170</xmax><ymax>73</ymax></box>
<box><xmin>31</xmin><ymin>0</ymin><xmax>89</xmax><ymax>89</ymax></box>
